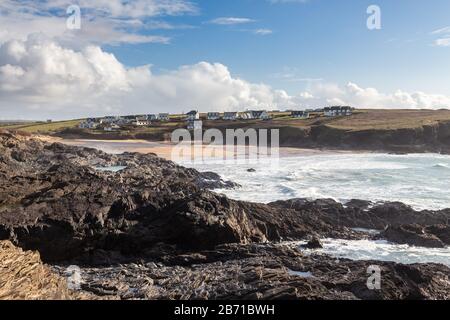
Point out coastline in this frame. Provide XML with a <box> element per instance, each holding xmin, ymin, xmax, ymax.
<box><xmin>1</xmin><ymin>131</ymin><xmax>448</xmax><ymax>300</ymax></box>
<box><xmin>38</xmin><ymin>135</ymin><xmax>379</xmax><ymax>160</ymax></box>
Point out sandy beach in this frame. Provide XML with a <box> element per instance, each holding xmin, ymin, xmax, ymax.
<box><xmin>38</xmin><ymin>135</ymin><xmax>353</xmax><ymax>161</ymax></box>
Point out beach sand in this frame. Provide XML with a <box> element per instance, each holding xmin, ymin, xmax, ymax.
<box><xmin>37</xmin><ymin>136</ymin><xmax>358</xmax><ymax>161</ymax></box>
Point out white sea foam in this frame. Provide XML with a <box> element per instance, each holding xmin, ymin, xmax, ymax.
<box><xmin>94</xmin><ymin>166</ymin><xmax>127</xmax><ymax>172</ymax></box>
<box><xmin>180</xmin><ymin>152</ymin><xmax>450</xmax><ymax>210</ymax></box>
<box><xmin>298</xmin><ymin>239</ymin><xmax>450</xmax><ymax>267</ymax></box>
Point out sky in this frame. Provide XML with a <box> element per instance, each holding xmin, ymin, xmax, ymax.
<box><xmin>1</xmin><ymin>0</ymin><xmax>450</xmax><ymax>120</ymax></box>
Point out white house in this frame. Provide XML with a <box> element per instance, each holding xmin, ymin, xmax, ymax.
<box><xmin>104</xmin><ymin>124</ymin><xmax>120</xmax><ymax>131</ymax></box>
<box><xmin>133</xmin><ymin>116</ymin><xmax>150</xmax><ymax>126</ymax></box>
<box><xmin>291</xmin><ymin>111</ymin><xmax>310</xmax><ymax>119</ymax></box>
<box><xmin>324</xmin><ymin>106</ymin><xmax>353</xmax><ymax>117</ymax></box>
<box><xmin>187</xmin><ymin>120</ymin><xmax>203</xmax><ymax>130</ymax></box>
<box><xmin>100</xmin><ymin>116</ymin><xmax>119</xmax><ymax>124</ymax></box>
<box><xmin>223</xmin><ymin>112</ymin><xmax>238</xmax><ymax>121</ymax></box>
<box><xmin>186</xmin><ymin>110</ymin><xmax>200</xmax><ymax>121</ymax></box>
<box><xmin>158</xmin><ymin>113</ymin><xmax>170</xmax><ymax>121</ymax></box>
<box><xmin>251</xmin><ymin>110</ymin><xmax>271</xmax><ymax>120</ymax></box>
<box><xmin>239</xmin><ymin>111</ymin><xmax>254</xmax><ymax>120</ymax></box>
<box><xmin>207</xmin><ymin>112</ymin><xmax>221</xmax><ymax>120</ymax></box>
<box><xmin>79</xmin><ymin>121</ymin><xmax>98</xmax><ymax>129</ymax></box>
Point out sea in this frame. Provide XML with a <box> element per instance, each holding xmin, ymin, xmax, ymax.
<box><xmin>60</xmin><ymin>139</ymin><xmax>450</xmax><ymax>266</ymax></box>
<box><xmin>180</xmin><ymin>152</ymin><xmax>450</xmax><ymax>266</ymax></box>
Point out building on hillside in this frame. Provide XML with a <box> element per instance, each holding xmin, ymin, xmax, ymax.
<box><xmin>291</xmin><ymin>111</ymin><xmax>310</xmax><ymax>119</ymax></box>
<box><xmin>324</xmin><ymin>106</ymin><xmax>353</xmax><ymax>117</ymax></box>
<box><xmin>133</xmin><ymin>116</ymin><xmax>150</xmax><ymax>126</ymax></box>
<box><xmin>79</xmin><ymin>121</ymin><xmax>99</xmax><ymax>129</ymax></box>
<box><xmin>101</xmin><ymin>116</ymin><xmax>119</xmax><ymax>124</ymax></box>
<box><xmin>223</xmin><ymin>112</ymin><xmax>238</xmax><ymax>121</ymax></box>
<box><xmin>186</xmin><ymin>110</ymin><xmax>200</xmax><ymax>121</ymax></box>
<box><xmin>187</xmin><ymin>120</ymin><xmax>203</xmax><ymax>130</ymax></box>
<box><xmin>104</xmin><ymin>124</ymin><xmax>120</xmax><ymax>131</ymax></box>
<box><xmin>158</xmin><ymin>113</ymin><xmax>170</xmax><ymax>121</ymax></box>
<box><xmin>207</xmin><ymin>112</ymin><xmax>221</xmax><ymax>120</ymax></box>
<box><xmin>251</xmin><ymin>110</ymin><xmax>271</xmax><ymax>120</ymax></box>
<box><xmin>239</xmin><ymin>111</ymin><xmax>254</xmax><ymax>120</ymax></box>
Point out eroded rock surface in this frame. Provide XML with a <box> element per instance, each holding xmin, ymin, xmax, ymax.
<box><xmin>52</xmin><ymin>244</ymin><xmax>450</xmax><ymax>300</ymax></box>
<box><xmin>0</xmin><ymin>241</ymin><xmax>92</xmax><ymax>300</ymax></box>
<box><xmin>0</xmin><ymin>131</ymin><xmax>449</xmax><ymax>300</ymax></box>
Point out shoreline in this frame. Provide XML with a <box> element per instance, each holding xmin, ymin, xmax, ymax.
<box><xmin>38</xmin><ymin>135</ymin><xmax>394</xmax><ymax>160</ymax></box>
<box><xmin>1</xmin><ymin>131</ymin><xmax>449</xmax><ymax>300</ymax></box>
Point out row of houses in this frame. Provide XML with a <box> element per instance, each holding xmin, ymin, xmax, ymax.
<box><xmin>323</xmin><ymin>106</ymin><xmax>353</xmax><ymax>117</ymax></box>
<box><xmin>79</xmin><ymin>106</ymin><xmax>354</xmax><ymax>131</ymax></box>
<box><xmin>202</xmin><ymin>110</ymin><xmax>272</xmax><ymax>121</ymax></box>
<box><xmin>79</xmin><ymin>113</ymin><xmax>170</xmax><ymax>130</ymax></box>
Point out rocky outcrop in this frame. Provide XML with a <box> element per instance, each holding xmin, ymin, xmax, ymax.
<box><xmin>377</xmin><ymin>224</ymin><xmax>450</xmax><ymax>248</ymax></box>
<box><xmin>0</xmin><ymin>241</ymin><xmax>92</xmax><ymax>300</ymax></box>
<box><xmin>301</xmin><ymin>237</ymin><xmax>323</xmax><ymax>249</ymax></box>
<box><xmin>269</xmin><ymin>198</ymin><xmax>450</xmax><ymax>232</ymax></box>
<box><xmin>0</xmin><ymin>131</ymin><xmax>449</xmax><ymax>300</ymax></box>
<box><xmin>51</xmin><ymin>244</ymin><xmax>450</xmax><ymax>300</ymax></box>
<box><xmin>1</xmin><ymin>132</ymin><xmax>449</xmax><ymax>264</ymax></box>
<box><xmin>0</xmin><ymin>132</ymin><xmax>365</xmax><ymax>262</ymax></box>
<box><xmin>0</xmin><ymin>132</ymin><xmax>247</xmax><ymax>261</ymax></box>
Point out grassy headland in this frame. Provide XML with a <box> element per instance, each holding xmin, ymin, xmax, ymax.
<box><xmin>3</xmin><ymin>109</ymin><xmax>450</xmax><ymax>153</ymax></box>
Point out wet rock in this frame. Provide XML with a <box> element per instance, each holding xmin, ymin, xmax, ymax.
<box><xmin>377</xmin><ymin>224</ymin><xmax>446</xmax><ymax>248</ymax></box>
<box><xmin>50</xmin><ymin>244</ymin><xmax>450</xmax><ymax>300</ymax></box>
<box><xmin>301</xmin><ymin>237</ymin><xmax>323</xmax><ymax>249</ymax></box>
<box><xmin>0</xmin><ymin>133</ymin><xmax>362</xmax><ymax>262</ymax></box>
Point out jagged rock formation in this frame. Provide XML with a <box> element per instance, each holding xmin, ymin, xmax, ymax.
<box><xmin>377</xmin><ymin>224</ymin><xmax>450</xmax><ymax>248</ymax></box>
<box><xmin>0</xmin><ymin>131</ymin><xmax>449</xmax><ymax>300</ymax></box>
<box><xmin>0</xmin><ymin>240</ymin><xmax>89</xmax><ymax>300</ymax></box>
<box><xmin>51</xmin><ymin>244</ymin><xmax>450</xmax><ymax>300</ymax></box>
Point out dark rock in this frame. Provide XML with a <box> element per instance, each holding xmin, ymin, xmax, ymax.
<box><xmin>377</xmin><ymin>224</ymin><xmax>446</xmax><ymax>248</ymax></box>
<box><xmin>247</xmin><ymin>168</ymin><xmax>256</xmax><ymax>172</ymax></box>
<box><xmin>51</xmin><ymin>244</ymin><xmax>450</xmax><ymax>300</ymax></box>
<box><xmin>0</xmin><ymin>133</ymin><xmax>365</xmax><ymax>262</ymax></box>
<box><xmin>1</xmin><ymin>132</ymin><xmax>450</xmax><ymax>301</ymax></box>
<box><xmin>197</xmin><ymin>171</ymin><xmax>240</xmax><ymax>189</ymax></box>
<box><xmin>301</xmin><ymin>237</ymin><xmax>323</xmax><ymax>249</ymax></box>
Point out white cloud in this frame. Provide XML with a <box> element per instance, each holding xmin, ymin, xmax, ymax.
<box><xmin>0</xmin><ymin>37</ymin><xmax>449</xmax><ymax>120</ymax></box>
<box><xmin>208</xmin><ymin>17</ymin><xmax>255</xmax><ymax>25</ymax></box>
<box><xmin>254</xmin><ymin>29</ymin><xmax>273</xmax><ymax>36</ymax></box>
<box><xmin>0</xmin><ymin>37</ymin><xmax>292</xmax><ymax>119</ymax></box>
<box><xmin>0</xmin><ymin>0</ymin><xmax>197</xmax><ymax>46</ymax></box>
<box><xmin>430</xmin><ymin>26</ymin><xmax>450</xmax><ymax>47</ymax></box>
<box><xmin>296</xmin><ymin>82</ymin><xmax>450</xmax><ymax>109</ymax></box>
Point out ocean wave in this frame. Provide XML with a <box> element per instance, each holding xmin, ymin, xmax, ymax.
<box><xmin>185</xmin><ymin>153</ymin><xmax>450</xmax><ymax>211</ymax></box>
<box><xmin>432</xmin><ymin>163</ymin><xmax>450</xmax><ymax>169</ymax></box>
<box><xmin>298</xmin><ymin>239</ymin><xmax>450</xmax><ymax>266</ymax></box>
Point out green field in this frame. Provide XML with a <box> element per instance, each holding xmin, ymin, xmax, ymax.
<box><xmin>0</xmin><ymin>120</ymin><xmax>82</xmax><ymax>133</ymax></box>
<box><xmin>3</xmin><ymin>109</ymin><xmax>450</xmax><ymax>137</ymax></box>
